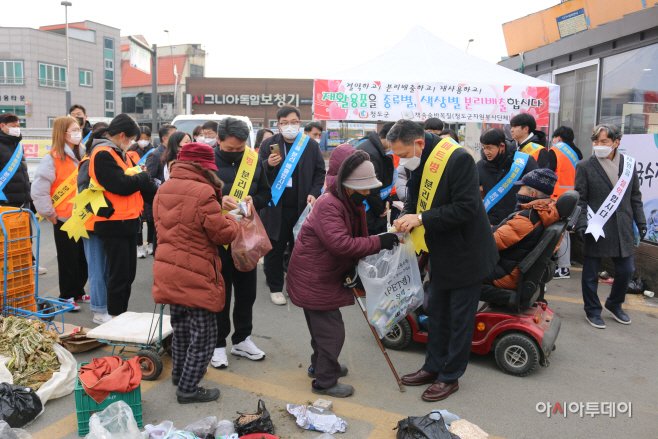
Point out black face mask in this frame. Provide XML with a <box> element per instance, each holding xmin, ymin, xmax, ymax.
<box><xmin>349</xmin><ymin>191</ymin><xmax>367</xmax><ymax>205</ymax></box>
<box><xmin>515</xmin><ymin>193</ymin><xmax>537</xmax><ymax>211</ymax></box>
<box><xmin>75</xmin><ymin>117</ymin><xmax>85</xmax><ymax>127</ymax></box>
<box><xmin>220</xmin><ymin>150</ymin><xmax>244</xmax><ymax>164</ymax></box>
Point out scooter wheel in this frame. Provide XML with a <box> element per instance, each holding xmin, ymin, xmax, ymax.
<box><xmin>494</xmin><ymin>333</ymin><xmax>539</xmax><ymax>377</ymax></box>
<box><xmin>135</xmin><ymin>349</ymin><xmax>163</xmax><ymax>381</ymax></box>
<box><xmin>381</xmin><ymin>318</ymin><xmax>412</xmax><ymax>350</ymax></box>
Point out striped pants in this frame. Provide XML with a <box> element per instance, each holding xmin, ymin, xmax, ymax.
<box><xmin>170</xmin><ymin>305</ymin><xmax>217</xmax><ymax>393</ymax></box>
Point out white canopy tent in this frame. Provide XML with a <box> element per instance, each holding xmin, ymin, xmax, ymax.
<box><xmin>314</xmin><ymin>26</ymin><xmax>559</xmax><ymax>123</ymax></box>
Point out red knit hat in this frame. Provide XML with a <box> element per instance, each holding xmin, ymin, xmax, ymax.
<box><xmin>177</xmin><ymin>142</ymin><xmax>217</xmax><ymax>171</ymax></box>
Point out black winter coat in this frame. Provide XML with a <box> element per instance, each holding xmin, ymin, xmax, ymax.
<box><xmin>477</xmin><ymin>141</ymin><xmax>538</xmax><ymax>226</ymax></box>
<box><xmin>356</xmin><ymin>132</ymin><xmax>394</xmax><ymax>235</ymax></box>
<box><xmin>0</xmin><ymin>132</ymin><xmax>31</xmax><ymax>206</ymax></box>
<box><xmin>403</xmin><ymin>133</ymin><xmax>498</xmax><ymax>290</ymax></box>
<box><xmin>146</xmin><ymin>144</ymin><xmax>166</xmax><ymax>183</ymax></box>
<box><xmin>213</xmin><ymin>147</ymin><xmax>272</xmax><ymax>211</ymax></box>
<box><xmin>258</xmin><ymin>133</ymin><xmax>326</xmax><ymax>241</ymax></box>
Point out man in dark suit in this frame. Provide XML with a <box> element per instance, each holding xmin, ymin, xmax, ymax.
<box><xmin>258</xmin><ymin>106</ymin><xmax>326</xmax><ymax>306</ymax></box>
<box><xmin>574</xmin><ymin>124</ymin><xmax>646</xmax><ymax>329</ymax></box>
<box><xmin>390</xmin><ymin>120</ymin><xmax>498</xmax><ymax>402</ymax></box>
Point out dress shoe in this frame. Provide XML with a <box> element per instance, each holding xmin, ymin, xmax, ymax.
<box><xmin>421</xmin><ymin>380</ymin><xmax>459</xmax><ymax>402</ymax></box>
<box><xmin>401</xmin><ymin>369</ymin><xmax>437</xmax><ymax>386</ymax></box>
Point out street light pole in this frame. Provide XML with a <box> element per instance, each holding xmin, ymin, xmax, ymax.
<box><xmin>466</xmin><ymin>38</ymin><xmax>474</xmax><ymax>52</ymax></box>
<box><xmin>61</xmin><ymin>1</ymin><xmax>72</xmax><ymax>113</ymax></box>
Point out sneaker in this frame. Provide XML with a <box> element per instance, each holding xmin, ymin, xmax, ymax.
<box><xmin>554</xmin><ymin>268</ymin><xmax>570</xmax><ymax>279</ymax></box>
<box><xmin>270</xmin><ymin>292</ymin><xmax>287</xmax><ymax>306</ymax></box>
<box><xmin>231</xmin><ymin>336</ymin><xmax>265</xmax><ymax>360</ymax></box>
<box><xmin>79</xmin><ymin>294</ymin><xmax>91</xmax><ymax>303</ymax></box>
<box><xmin>38</xmin><ymin>266</ymin><xmax>47</xmax><ymax>275</ymax></box>
<box><xmin>176</xmin><ymin>386</ymin><xmax>220</xmax><ymax>404</ymax></box>
<box><xmin>93</xmin><ymin>312</ymin><xmax>113</xmax><ymax>325</ymax></box>
<box><xmin>137</xmin><ymin>245</ymin><xmax>146</xmax><ymax>259</ymax></box>
<box><xmin>308</xmin><ymin>364</ymin><xmax>348</xmax><ymax>378</ymax></box>
<box><xmin>311</xmin><ymin>380</ymin><xmax>354</xmax><ymax>398</ymax></box>
<box><xmin>65</xmin><ymin>298</ymin><xmax>81</xmax><ymax>311</ymax></box>
<box><xmin>146</xmin><ymin>243</ymin><xmax>154</xmax><ymax>255</ymax></box>
<box><xmin>210</xmin><ymin>347</ymin><xmax>229</xmax><ymax>369</ymax></box>
<box><xmin>586</xmin><ymin>315</ymin><xmax>606</xmax><ymax>329</ymax></box>
<box><xmin>604</xmin><ymin>304</ymin><xmax>631</xmax><ymax>324</ymax></box>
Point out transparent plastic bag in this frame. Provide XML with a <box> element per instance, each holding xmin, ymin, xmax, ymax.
<box><xmin>292</xmin><ymin>204</ymin><xmax>312</xmax><ymax>241</ymax></box>
<box><xmin>358</xmin><ymin>235</ymin><xmax>423</xmax><ymax>338</ymax></box>
<box><xmin>0</xmin><ymin>420</ymin><xmax>33</xmax><ymax>439</ymax></box>
<box><xmin>231</xmin><ymin>204</ymin><xmax>272</xmax><ymax>272</ymax></box>
<box><xmin>85</xmin><ymin>401</ymin><xmax>141</xmax><ymax>439</ymax></box>
<box><xmin>214</xmin><ymin>420</ymin><xmax>236</xmax><ymax>437</ymax></box>
<box><xmin>183</xmin><ymin>416</ymin><xmax>217</xmax><ymax>437</ymax></box>
<box><xmin>142</xmin><ymin>421</ymin><xmax>175</xmax><ymax>439</ymax></box>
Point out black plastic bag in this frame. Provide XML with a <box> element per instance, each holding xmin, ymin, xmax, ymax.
<box><xmin>395</xmin><ymin>412</ymin><xmax>460</xmax><ymax>439</ymax></box>
<box><xmin>233</xmin><ymin>399</ymin><xmax>275</xmax><ymax>436</ymax></box>
<box><xmin>627</xmin><ymin>277</ymin><xmax>646</xmax><ymax>294</ymax></box>
<box><xmin>0</xmin><ymin>383</ymin><xmax>43</xmax><ymax>428</ymax></box>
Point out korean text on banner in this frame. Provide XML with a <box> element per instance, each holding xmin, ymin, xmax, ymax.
<box><xmin>313</xmin><ymin>79</ymin><xmax>550</xmax><ymax>126</ymax></box>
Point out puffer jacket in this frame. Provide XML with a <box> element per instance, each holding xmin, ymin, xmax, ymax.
<box><xmin>490</xmin><ymin>198</ymin><xmax>560</xmax><ymax>289</ymax></box>
<box><xmin>152</xmin><ymin>161</ymin><xmax>239</xmax><ymax>312</ymax></box>
<box><xmin>286</xmin><ymin>144</ymin><xmax>381</xmax><ymax>311</ymax></box>
<box><xmin>0</xmin><ymin>131</ymin><xmax>31</xmax><ymax>205</ymax></box>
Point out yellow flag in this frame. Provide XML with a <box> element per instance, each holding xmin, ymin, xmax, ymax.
<box><xmin>410</xmin><ymin>138</ymin><xmax>461</xmax><ymax>254</ymax></box>
<box><xmin>60</xmin><ymin>179</ymin><xmax>107</xmax><ymax>241</ymax></box>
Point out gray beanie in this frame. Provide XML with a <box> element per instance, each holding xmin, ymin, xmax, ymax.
<box><xmin>336</xmin><ymin>150</ymin><xmax>382</xmax><ymax>199</ymax></box>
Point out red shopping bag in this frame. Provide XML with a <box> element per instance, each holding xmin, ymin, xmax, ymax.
<box><xmin>231</xmin><ymin>203</ymin><xmax>272</xmax><ymax>272</ymax></box>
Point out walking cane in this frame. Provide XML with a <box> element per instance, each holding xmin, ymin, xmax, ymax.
<box><xmin>347</xmin><ymin>277</ymin><xmax>406</xmax><ymax>393</ymax></box>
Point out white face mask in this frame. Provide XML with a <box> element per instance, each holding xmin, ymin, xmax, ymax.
<box><xmin>593</xmin><ymin>145</ymin><xmax>613</xmax><ymax>158</ymax></box>
<box><xmin>196</xmin><ymin>136</ymin><xmax>205</xmax><ymax>144</ymax></box>
<box><xmin>7</xmin><ymin>127</ymin><xmax>20</xmax><ymax>137</ymax></box>
<box><xmin>281</xmin><ymin>124</ymin><xmax>300</xmax><ymax>140</ymax></box>
<box><xmin>137</xmin><ymin>140</ymin><xmax>149</xmax><ymax>148</ymax></box>
<box><xmin>68</xmin><ymin>132</ymin><xmax>82</xmax><ymax>145</ymax></box>
<box><xmin>205</xmin><ymin>137</ymin><xmax>217</xmax><ymax>147</ymax></box>
<box><xmin>399</xmin><ymin>155</ymin><xmax>421</xmax><ymax>171</ymax></box>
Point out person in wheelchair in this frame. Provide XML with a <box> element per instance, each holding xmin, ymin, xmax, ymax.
<box><xmin>481</xmin><ymin>169</ymin><xmax>560</xmax><ymax>305</ymax></box>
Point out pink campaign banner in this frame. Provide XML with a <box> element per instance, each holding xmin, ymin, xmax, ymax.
<box><xmin>313</xmin><ymin>79</ymin><xmax>550</xmax><ymax>126</ymax></box>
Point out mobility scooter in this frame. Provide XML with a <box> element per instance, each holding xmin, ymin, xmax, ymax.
<box><xmin>381</xmin><ymin>191</ymin><xmax>580</xmax><ymax>377</ymax></box>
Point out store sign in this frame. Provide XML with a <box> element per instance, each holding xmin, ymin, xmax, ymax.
<box><xmin>129</xmin><ymin>42</ymin><xmax>151</xmax><ymax>74</ymax></box>
<box><xmin>1</xmin><ymin>95</ymin><xmax>26</xmax><ymax>102</ymax></box>
<box><xmin>21</xmin><ymin>139</ymin><xmax>52</xmax><ymax>159</ymax></box>
<box><xmin>313</xmin><ymin>79</ymin><xmax>550</xmax><ymax>125</ymax></box>
<box><xmin>189</xmin><ymin>93</ymin><xmax>311</xmax><ymax>107</ymax></box>
<box><xmin>619</xmin><ymin>134</ymin><xmax>658</xmax><ymax>243</ymax></box>
<box><xmin>556</xmin><ymin>8</ymin><xmax>587</xmax><ymax>39</ymax></box>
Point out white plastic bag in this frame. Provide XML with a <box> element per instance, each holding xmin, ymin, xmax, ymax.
<box><xmin>292</xmin><ymin>204</ymin><xmax>312</xmax><ymax>241</ymax></box>
<box><xmin>0</xmin><ymin>420</ymin><xmax>33</xmax><ymax>439</ymax></box>
<box><xmin>86</xmin><ymin>401</ymin><xmax>141</xmax><ymax>439</ymax></box>
<box><xmin>358</xmin><ymin>235</ymin><xmax>423</xmax><ymax>338</ymax></box>
<box><xmin>184</xmin><ymin>416</ymin><xmax>217</xmax><ymax>437</ymax></box>
<box><xmin>214</xmin><ymin>420</ymin><xmax>236</xmax><ymax>437</ymax></box>
<box><xmin>286</xmin><ymin>404</ymin><xmax>346</xmax><ymax>434</ymax></box>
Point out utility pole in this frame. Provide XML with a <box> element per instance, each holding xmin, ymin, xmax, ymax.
<box><xmin>61</xmin><ymin>1</ymin><xmax>72</xmax><ymax>113</ymax></box>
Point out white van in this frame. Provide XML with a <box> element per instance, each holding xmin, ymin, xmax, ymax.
<box><xmin>171</xmin><ymin>114</ymin><xmax>255</xmax><ymax>148</ymax></box>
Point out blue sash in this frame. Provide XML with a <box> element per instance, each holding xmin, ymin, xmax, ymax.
<box><xmin>0</xmin><ymin>142</ymin><xmax>24</xmax><ymax>201</ymax></box>
<box><xmin>270</xmin><ymin>133</ymin><xmax>310</xmax><ymax>206</ymax></box>
<box><xmin>137</xmin><ymin>148</ymin><xmax>154</xmax><ymax>167</ymax></box>
<box><xmin>82</xmin><ymin>131</ymin><xmax>91</xmax><ymax>145</ymax></box>
<box><xmin>553</xmin><ymin>142</ymin><xmax>579</xmax><ymax>169</ymax></box>
<box><xmin>483</xmin><ymin>151</ymin><xmax>529</xmax><ymax>212</ymax></box>
<box><xmin>364</xmin><ymin>152</ymin><xmax>398</xmax><ymax>211</ymax></box>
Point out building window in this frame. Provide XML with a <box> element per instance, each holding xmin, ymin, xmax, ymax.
<box><xmin>0</xmin><ymin>61</ymin><xmax>24</xmax><ymax>85</ymax></box>
<box><xmin>48</xmin><ymin>117</ymin><xmax>57</xmax><ymax>128</ymax></box>
<box><xmin>600</xmin><ymin>43</ymin><xmax>658</xmax><ymax>134</ymax></box>
<box><xmin>190</xmin><ymin>64</ymin><xmax>204</xmax><ymax>77</ymax></box>
<box><xmin>104</xmin><ymin>37</ymin><xmax>115</xmax><ymax>117</ymax></box>
<box><xmin>38</xmin><ymin>62</ymin><xmax>66</xmax><ymax>88</ymax></box>
<box><xmin>0</xmin><ymin>106</ymin><xmax>26</xmax><ymax>127</ymax></box>
<box><xmin>105</xmin><ymin>59</ymin><xmax>113</xmax><ymax>70</ymax></box>
<box><xmin>79</xmin><ymin>69</ymin><xmax>92</xmax><ymax>87</ymax></box>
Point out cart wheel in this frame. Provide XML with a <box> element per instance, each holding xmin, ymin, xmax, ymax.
<box><xmin>494</xmin><ymin>333</ymin><xmax>539</xmax><ymax>377</ymax></box>
<box><xmin>381</xmin><ymin>318</ymin><xmax>412</xmax><ymax>350</ymax></box>
<box><xmin>136</xmin><ymin>349</ymin><xmax>163</xmax><ymax>381</ymax></box>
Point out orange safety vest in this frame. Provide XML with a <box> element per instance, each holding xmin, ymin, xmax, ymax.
<box><xmin>550</xmin><ymin>146</ymin><xmax>577</xmax><ymax>199</ymax></box>
<box><xmin>126</xmin><ymin>150</ymin><xmax>141</xmax><ymax>165</ymax></box>
<box><xmin>49</xmin><ymin>151</ymin><xmax>77</xmax><ymax>218</ymax></box>
<box><xmin>520</xmin><ymin>142</ymin><xmax>544</xmax><ymax>164</ymax></box>
<box><xmin>390</xmin><ymin>154</ymin><xmax>400</xmax><ymax>195</ymax></box>
<box><xmin>89</xmin><ymin>146</ymin><xmax>144</xmax><ymax>223</ymax></box>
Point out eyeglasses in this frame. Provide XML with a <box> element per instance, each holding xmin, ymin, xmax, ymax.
<box><xmin>279</xmin><ymin>120</ymin><xmax>300</xmax><ymax>127</ymax></box>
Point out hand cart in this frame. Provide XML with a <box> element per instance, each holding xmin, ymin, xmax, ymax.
<box><xmin>0</xmin><ymin>208</ymin><xmax>74</xmax><ymax>330</ymax></box>
<box><xmin>85</xmin><ymin>304</ymin><xmax>173</xmax><ymax>380</ymax></box>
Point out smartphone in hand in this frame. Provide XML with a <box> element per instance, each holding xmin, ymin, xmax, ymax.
<box><xmin>270</xmin><ymin>144</ymin><xmax>280</xmax><ymax>156</ymax></box>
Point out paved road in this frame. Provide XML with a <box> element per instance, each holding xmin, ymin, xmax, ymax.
<box><xmin>23</xmin><ymin>222</ymin><xmax>658</xmax><ymax>439</ymax></box>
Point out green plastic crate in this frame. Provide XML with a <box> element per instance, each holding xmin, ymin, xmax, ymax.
<box><xmin>75</xmin><ymin>362</ymin><xmax>143</xmax><ymax>436</ymax></box>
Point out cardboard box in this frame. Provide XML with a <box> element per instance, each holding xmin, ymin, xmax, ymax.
<box><xmin>55</xmin><ymin>324</ymin><xmax>105</xmax><ymax>353</ymax></box>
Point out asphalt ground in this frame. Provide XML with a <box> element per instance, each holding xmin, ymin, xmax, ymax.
<box><xmin>21</xmin><ymin>221</ymin><xmax>658</xmax><ymax>439</ymax></box>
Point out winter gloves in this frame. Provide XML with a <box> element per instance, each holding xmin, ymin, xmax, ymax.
<box><xmin>379</xmin><ymin>233</ymin><xmax>400</xmax><ymax>250</ymax></box>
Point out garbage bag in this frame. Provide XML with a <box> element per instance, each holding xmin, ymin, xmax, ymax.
<box><xmin>0</xmin><ymin>420</ymin><xmax>33</xmax><ymax>439</ymax></box>
<box><xmin>292</xmin><ymin>204</ymin><xmax>312</xmax><ymax>241</ymax></box>
<box><xmin>358</xmin><ymin>235</ymin><xmax>423</xmax><ymax>338</ymax></box>
<box><xmin>233</xmin><ymin>399</ymin><xmax>275</xmax><ymax>436</ymax></box>
<box><xmin>86</xmin><ymin>401</ymin><xmax>141</xmax><ymax>439</ymax></box>
<box><xmin>214</xmin><ymin>419</ymin><xmax>236</xmax><ymax>437</ymax></box>
<box><xmin>231</xmin><ymin>205</ymin><xmax>272</xmax><ymax>272</ymax></box>
<box><xmin>0</xmin><ymin>383</ymin><xmax>42</xmax><ymax>428</ymax></box>
<box><xmin>627</xmin><ymin>277</ymin><xmax>646</xmax><ymax>294</ymax></box>
<box><xmin>395</xmin><ymin>412</ymin><xmax>459</xmax><ymax>439</ymax></box>
<box><xmin>184</xmin><ymin>416</ymin><xmax>217</xmax><ymax>437</ymax></box>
